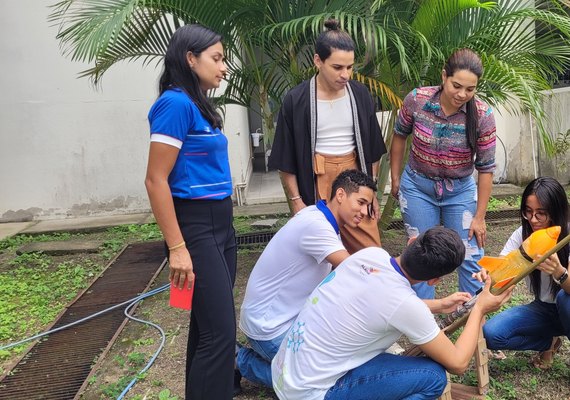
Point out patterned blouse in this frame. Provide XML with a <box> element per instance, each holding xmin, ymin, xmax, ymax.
<box><xmin>394</xmin><ymin>86</ymin><xmax>496</xmax><ymax>179</ymax></box>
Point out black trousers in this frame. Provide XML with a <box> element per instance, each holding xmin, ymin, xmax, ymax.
<box><xmin>173</xmin><ymin>196</ymin><xmax>237</xmax><ymax>400</ymax></box>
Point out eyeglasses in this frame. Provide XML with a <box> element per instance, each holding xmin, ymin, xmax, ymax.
<box><xmin>522</xmin><ymin>209</ymin><xmax>549</xmax><ymax>223</ymax></box>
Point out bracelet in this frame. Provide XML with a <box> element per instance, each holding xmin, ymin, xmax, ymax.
<box><xmin>553</xmin><ymin>268</ymin><xmax>568</xmax><ymax>285</ymax></box>
<box><xmin>289</xmin><ymin>195</ymin><xmax>302</xmax><ymax>201</ymax></box>
<box><xmin>168</xmin><ymin>241</ymin><xmax>186</xmax><ymax>251</ymax></box>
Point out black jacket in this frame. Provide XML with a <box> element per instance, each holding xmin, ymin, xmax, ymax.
<box><xmin>268</xmin><ymin>79</ymin><xmax>387</xmax><ymax>205</ymax></box>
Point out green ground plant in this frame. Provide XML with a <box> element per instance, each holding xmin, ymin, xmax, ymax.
<box><xmin>487</xmin><ymin>195</ymin><xmax>520</xmax><ymax>211</ymax></box>
<box><xmin>0</xmin><ymin>224</ymin><xmax>164</xmax><ymax>375</ymax></box>
<box><xmin>158</xmin><ymin>389</ymin><xmax>179</xmax><ymax>400</ymax></box>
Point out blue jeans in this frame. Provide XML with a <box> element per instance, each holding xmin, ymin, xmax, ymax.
<box><xmin>236</xmin><ymin>331</ymin><xmax>286</xmax><ymax>387</ymax></box>
<box><xmin>484</xmin><ymin>292</ymin><xmax>570</xmax><ymax>351</ymax></box>
<box><xmin>399</xmin><ymin>166</ymin><xmax>483</xmax><ymax>298</ymax></box>
<box><xmin>324</xmin><ymin>353</ymin><xmax>447</xmax><ymax>400</ymax></box>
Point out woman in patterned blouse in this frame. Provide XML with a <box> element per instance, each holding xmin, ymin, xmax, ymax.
<box><xmin>390</xmin><ymin>48</ymin><xmax>496</xmax><ymax>299</ymax></box>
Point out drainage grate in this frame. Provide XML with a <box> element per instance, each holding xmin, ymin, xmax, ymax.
<box><xmin>236</xmin><ymin>231</ymin><xmax>276</xmax><ymax>246</ymax></box>
<box><xmin>0</xmin><ymin>241</ymin><xmax>166</xmax><ymax>400</ymax></box>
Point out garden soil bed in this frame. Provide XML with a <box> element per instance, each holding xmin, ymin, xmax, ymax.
<box><xmin>2</xmin><ymin>221</ymin><xmax>569</xmax><ymax>399</ymax></box>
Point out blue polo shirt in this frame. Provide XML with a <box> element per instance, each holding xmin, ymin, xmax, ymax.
<box><xmin>148</xmin><ymin>88</ymin><xmax>232</xmax><ymax>200</ymax></box>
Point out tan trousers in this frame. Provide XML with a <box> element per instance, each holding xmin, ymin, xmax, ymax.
<box><xmin>314</xmin><ymin>152</ymin><xmax>381</xmax><ymax>254</ymax></box>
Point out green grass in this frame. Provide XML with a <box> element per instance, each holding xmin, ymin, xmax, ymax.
<box><xmin>0</xmin><ymin>256</ymin><xmax>100</xmax><ymax>346</ymax></box>
<box><xmin>0</xmin><ymin>223</ymin><xmax>164</xmax><ymax>372</ymax></box>
<box><xmin>487</xmin><ymin>195</ymin><xmax>520</xmax><ymax>211</ymax></box>
<box><xmin>158</xmin><ymin>389</ymin><xmax>179</xmax><ymax>400</ymax></box>
<box><xmin>0</xmin><ymin>232</ymin><xmax>77</xmax><ymax>251</ymax></box>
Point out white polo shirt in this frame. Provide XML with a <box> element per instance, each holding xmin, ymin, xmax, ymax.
<box><xmin>239</xmin><ymin>205</ymin><xmax>345</xmax><ymax>340</ymax></box>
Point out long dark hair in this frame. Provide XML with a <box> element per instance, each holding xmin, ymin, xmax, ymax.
<box><xmin>158</xmin><ymin>24</ymin><xmax>223</xmax><ymax>128</ymax></box>
<box><xmin>443</xmin><ymin>48</ymin><xmax>483</xmax><ymax>155</ymax></box>
<box><xmin>521</xmin><ymin>177</ymin><xmax>570</xmax><ymax>298</ymax></box>
<box><xmin>315</xmin><ymin>19</ymin><xmax>355</xmax><ymax>61</ymax></box>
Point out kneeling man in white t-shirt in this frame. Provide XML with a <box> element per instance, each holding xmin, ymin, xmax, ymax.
<box><xmin>237</xmin><ymin>169</ymin><xmax>377</xmax><ymax>388</ymax></box>
<box><xmin>272</xmin><ymin>226</ymin><xmax>513</xmax><ymax>400</ymax></box>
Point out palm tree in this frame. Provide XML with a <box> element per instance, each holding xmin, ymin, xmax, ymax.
<box><xmin>49</xmin><ymin>0</ymin><xmax>427</xmax><ymax>145</ymax></box>
<box><xmin>50</xmin><ymin>0</ymin><xmax>570</xmax><ymax>227</ymax></box>
<box><xmin>49</xmin><ymin>0</ymin><xmax>434</xmax><ymax>214</ymax></box>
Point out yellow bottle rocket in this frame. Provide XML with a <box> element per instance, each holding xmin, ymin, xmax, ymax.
<box><xmin>478</xmin><ymin>226</ymin><xmax>561</xmax><ymax>295</ymax></box>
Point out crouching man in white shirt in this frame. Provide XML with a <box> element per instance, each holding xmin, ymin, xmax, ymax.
<box><xmin>272</xmin><ymin>226</ymin><xmax>513</xmax><ymax>400</ymax></box>
<box><xmin>237</xmin><ymin>169</ymin><xmax>377</xmax><ymax>389</ymax></box>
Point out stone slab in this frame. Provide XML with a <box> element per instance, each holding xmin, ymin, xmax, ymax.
<box><xmin>17</xmin><ymin>240</ymin><xmax>104</xmax><ymax>256</ymax></box>
<box><xmin>250</xmin><ymin>218</ymin><xmax>279</xmax><ymax>228</ymax></box>
<box><xmin>0</xmin><ymin>222</ymin><xmax>35</xmax><ymax>241</ymax></box>
<box><xmin>21</xmin><ymin>213</ymin><xmax>152</xmax><ymax>235</ymax></box>
<box><xmin>234</xmin><ymin>202</ymin><xmax>290</xmax><ymax>217</ymax></box>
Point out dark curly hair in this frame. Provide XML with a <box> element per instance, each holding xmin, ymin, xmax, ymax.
<box><xmin>329</xmin><ymin>169</ymin><xmax>376</xmax><ymax>201</ymax></box>
<box><xmin>401</xmin><ymin>226</ymin><xmax>465</xmax><ymax>281</ymax></box>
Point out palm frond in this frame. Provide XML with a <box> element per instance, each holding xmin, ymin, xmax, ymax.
<box><xmin>354</xmin><ymin>73</ymin><xmax>403</xmax><ymax>111</ymax></box>
<box><xmin>481</xmin><ymin>54</ymin><xmax>554</xmax><ymax>152</ymax></box>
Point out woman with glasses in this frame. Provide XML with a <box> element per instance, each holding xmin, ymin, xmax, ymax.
<box><xmin>481</xmin><ymin>177</ymin><xmax>570</xmax><ymax>369</ymax></box>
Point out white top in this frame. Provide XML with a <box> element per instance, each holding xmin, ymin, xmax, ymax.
<box><xmin>272</xmin><ymin>247</ymin><xmax>440</xmax><ymax>400</ymax></box>
<box><xmin>239</xmin><ymin>205</ymin><xmax>345</xmax><ymax>340</ymax></box>
<box><xmin>501</xmin><ymin>226</ymin><xmax>568</xmax><ymax>303</ymax></box>
<box><xmin>315</xmin><ymin>91</ymin><xmax>355</xmax><ymax>155</ymax></box>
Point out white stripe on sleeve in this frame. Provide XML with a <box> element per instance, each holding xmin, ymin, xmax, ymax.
<box><xmin>150</xmin><ymin>133</ymin><xmax>183</xmax><ymax>149</ymax></box>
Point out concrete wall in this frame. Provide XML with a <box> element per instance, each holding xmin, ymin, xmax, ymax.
<box><xmin>492</xmin><ymin>105</ymin><xmax>535</xmax><ymax>185</ymax></box>
<box><xmin>0</xmin><ymin>1</ymin><xmax>251</xmax><ymax>222</ymax></box>
<box><xmin>538</xmin><ymin>87</ymin><xmax>570</xmax><ymax>184</ymax></box>
<box><xmin>493</xmin><ymin>87</ymin><xmax>570</xmax><ymax>186</ymax></box>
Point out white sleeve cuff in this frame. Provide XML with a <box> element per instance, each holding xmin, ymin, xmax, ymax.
<box><xmin>150</xmin><ymin>133</ymin><xmax>183</xmax><ymax>149</ymax></box>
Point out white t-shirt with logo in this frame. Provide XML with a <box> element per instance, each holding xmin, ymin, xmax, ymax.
<box><xmin>239</xmin><ymin>205</ymin><xmax>345</xmax><ymax>340</ymax></box>
<box><xmin>272</xmin><ymin>247</ymin><xmax>440</xmax><ymax>400</ymax></box>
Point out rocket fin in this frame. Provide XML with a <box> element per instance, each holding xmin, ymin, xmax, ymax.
<box><xmin>478</xmin><ymin>256</ymin><xmax>507</xmax><ymax>272</ymax></box>
<box><xmin>493</xmin><ymin>276</ymin><xmax>515</xmax><ymax>289</ymax></box>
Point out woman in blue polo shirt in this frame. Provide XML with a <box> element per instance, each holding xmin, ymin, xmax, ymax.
<box><xmin>145</xmin><ymin>24</ymin><xmax>236</xmax><ymax>399</ymax></box>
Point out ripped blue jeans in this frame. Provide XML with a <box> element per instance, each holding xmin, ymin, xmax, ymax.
<box><xmin>398</xmin><ymin>165</ymin><xmax>484</xmax><ymax>298</ymax></box>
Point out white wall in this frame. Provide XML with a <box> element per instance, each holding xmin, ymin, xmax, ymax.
<box><xmin>539</xmin><ymin>87</ymin><xmax>570</xmax><ymax>184</ymax></box>
<box><xmin>0</xmin><ymin>1</ymin><xmax>251</xmax><ymax>222</ymax></box>
<box><xmin>493</xmin><ymin>87</ymin><xmax>570</xmax><ymax>186</ymax></box>
<box><xmin>492</xmin><ymin>105</ymin><xmax>536</xmax><ymax>184</ymax></box>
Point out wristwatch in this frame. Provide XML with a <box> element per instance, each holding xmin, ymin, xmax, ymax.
<box><xmin>553</xmin><ymin>268</ymin><xmax>569</xmax><ymax>285</ymax></box>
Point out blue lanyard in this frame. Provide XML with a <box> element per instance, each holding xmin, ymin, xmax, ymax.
<box><xmin>390</xmin><ymin>257</ymin><xmax>406</xmax><ymax>278</ymax></box>
<box><xmin>316</xmin><ymin>200</ymin><xmax>340</xmax><ymax>235</ymax></box>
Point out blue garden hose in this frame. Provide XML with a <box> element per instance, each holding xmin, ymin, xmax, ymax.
<box><xmin>0</xmin><ymin>283</ymin><xmax>171</xmax><ymax>399</ymax></box>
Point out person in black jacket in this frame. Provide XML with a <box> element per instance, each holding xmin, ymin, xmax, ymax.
<box><xmin>269</xmin><ymin>18</ymin><xmax>386</xmax><ymax>254</ymax></box>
